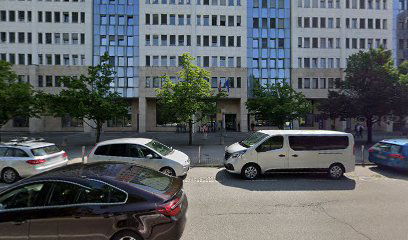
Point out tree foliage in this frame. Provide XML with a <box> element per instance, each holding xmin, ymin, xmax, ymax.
<box><xmin>156</xmin><ymin>53</ymin><xmax>225</xmax><ymax>145</ymax></box>
<box><xmin>38</xmin><ymin>53</ymin><xmax>128</xmax><ymax>143</ymax></box>
<box><xmin>319</xmin><ymin>48</ymin><xmax>407</xmax><ymax>143</ymax></box>
<box><xmin>246</xmin><ymin>82</ymin><xmax>312</xmax><ymax>129</ymax></box>
<box><xmin>0</xmin><ymin>61</ymin><xmax>38</xmax><ymax>140</ymax></box>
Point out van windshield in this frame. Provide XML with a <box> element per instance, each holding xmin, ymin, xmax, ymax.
<box><xmin>239</xmin><ymin>132</ymin><xmax>268</xmax><ymax>148</ymax></box>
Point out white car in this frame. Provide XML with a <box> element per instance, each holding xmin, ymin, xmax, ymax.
<box><xmin>0</xmin><ymin>138</ymin><xmax>69</xmax><ymax>183</ymax></box>
<box><xmin>224</xmin><ymin>130</ymin><xmax>355</xmax><ymax>180</ymax></box>
<box><xmin>87</xmin><ymin>138</ymin><xmax>190</xmax><ymax>178</ymax></box>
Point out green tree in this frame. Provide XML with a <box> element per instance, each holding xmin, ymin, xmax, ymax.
<box><xmin>318</xmin><ymin>91</ymin><xmax>355</xmax><ymax>130</ymax></box>
<box><xmin>39</xmin><ymin>53</ymin><xmax>128</xmax><ymax>143</ymax></box>
<box><xmin>319</xmin><ymin>48</ymin><xmax>401</xmax><ymax>143</ymax></box>
<box><xmin>156</xmin><ymin>53</ymin><xmax>225</xmax><ymax>145</ymax></box>
<box><xmin>0</xmin><ymin>61</ymin><xmax>38</xmax><ymax>141</ymax></box>
<box><xmin>398</xmin><ymin>60</ymin><xmax>408</xmax><ymax>85</ymax></box>
<box><xmin>246</xmin><ymin>82</ymin><xmax>312</xmax><ymax>129</ymax></box>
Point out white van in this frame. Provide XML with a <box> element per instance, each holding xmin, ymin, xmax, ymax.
<box><xmin>224</xmin><ymin>130</ymin><xmax>355</xmax><ymax>180</ymax></box>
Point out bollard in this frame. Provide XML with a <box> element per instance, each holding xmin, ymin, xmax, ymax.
<box><xmin>361</xmin><ymin>145</ymin><xmax>365</xmax><ymax>167</ymax></box>
<box><xmin>198</xmin><ymin>145</ymin><xmax>201</xmax><ymax>164</ymax></box>
<box><xmin>82</xmin><ymin>146</ymin><xmax>86</xmax><ymax>164</ymax></box>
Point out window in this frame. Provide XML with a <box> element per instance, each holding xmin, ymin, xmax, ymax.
<box><xmin>328</xmin><ymin>78</ymin><xmax>335</xmax><ymax>88</ymax></box>
<box><xmin>289</xmin><ymin>136</ymin><xmax>349</xmax><ymax>151</ymax></box>
<box><xmin>298</xmin><ymin>78</ymin><xmax>303</xmax><ymax>88</ymax></box>
<box><xmin>312</xmin><ymin>78</ymin><xmax>318</xmax><ymax>88</ymax></box>
<box><xmin>256</xmin><ymin>136</ymin><xmax>284</xmax><ymax>152</ymax></box>
<box><xmin>153</xmin><ymin>14</ymin><xmax>159</xmax><ymax>25</ymax></box>
<box><xmin>204</xmin><ymin>15</ymin><xmax>209</xmax><ymax>26</ymax></box>
<box><xmin>48</xmin><ymin>182</ymin><xmax>82</xmax><ymax>206</ymax></box>
<box><xmin>0</xmin><ymin>183</ymin><xmax>47</xmax><ymax>210</ymax></box>
<box><xmin>63</xmin><ymin>12</ymin><xmax>69</xmax><ymax>23</ymax></box>
<box><xmin>9</xmin><ymin>11</ymin><xmax>15</xmax><ymax>22</ymax></box>
<box><xmin>145</xmin><ymin>14</ymin><xmax>150</xmax><ymax>25</ymax></box>
<box><xmin>220</xmin><ymin>15</ymin><xmax>226</xmax><ymax>26</ymax></box>
<box><xmin>304</xmin><ymin>78</ymin><xmax>310</xmax><ymax>88</ymax></box>
<box><xmin>18</xmin><ymin>32</ymin><xmax>25</xmax><ymax>43</ymax></box>
<box><xmin>18</xmin><ymin>11</ymin><xmax>25</xmax><ymax>22</ymax></box>
<box><xmin>170</xmin><ymin>14</ymin><xmax>176</xmax><ymax>25</ymax></box>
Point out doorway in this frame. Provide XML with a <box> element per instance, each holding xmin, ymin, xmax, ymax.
<box><xmin>225</xmin><ymin>114</ymin><xmax>237</xmax><ymax>131</ymax></box>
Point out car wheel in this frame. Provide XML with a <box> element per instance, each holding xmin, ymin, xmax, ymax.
<box><xmin>328</xmin><ymin>164</ymin><xmax>344</xmax><ymax>179</ymax></box>
<box><xmin>2</xmin><ymin>168</ymin><xmax>20</xmax><ymax>184</ymax></box>
<box><xmin>160</xmin><ymin>167</ymin><xmax>176</xmax><ymax>177</ymax></box>
<box><xmin>241</xmin><ymin>164</ymin><xmax>260</xmax><ymax>180</ymax></box>
<box><xmin>112</xmin><ymin>230</ymin><xmax>142</xmax><ymax>240</ymax></box>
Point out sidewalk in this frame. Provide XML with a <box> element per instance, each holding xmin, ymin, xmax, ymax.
<box><xmin>1</xmin><ymin>130</ymin><xmax>406</xmax><ymax>166</ymax></box>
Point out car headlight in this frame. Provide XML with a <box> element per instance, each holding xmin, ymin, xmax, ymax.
<box><xmin>231</xmin><ymin>150</ymin><xmax>246</xmax><ymax>159</ymax></box>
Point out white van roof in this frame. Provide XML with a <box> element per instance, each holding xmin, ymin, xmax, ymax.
<box><xmin>258</xmin><ymin>130</ymin><xmax>350</xmax><ymax>136</ymax></box>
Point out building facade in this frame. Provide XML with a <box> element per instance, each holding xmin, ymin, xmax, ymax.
<box><xmin>291</xmin><ymin>0</ymin><xmax>393</xmax><ymax>130</ymax></box>
<box><xmin>0</xmin><ymin>0</ymin><xmax>93</xmax><ymax>132</ymax></box>
<box><xmin>0</xmin><ymin>0</ymin><xmax>397</xmax><ymax>133</ymax></box>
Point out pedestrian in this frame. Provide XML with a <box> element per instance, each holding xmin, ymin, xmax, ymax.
<box><xmin>250</xmin><ymin>122</ymin><xmax>255</xmax><ymax>132</ymax></box>
<box><xmin>354</xmin><ymin>123</ymin><xmax>360</xmax><ymax>138</ymax></box>
<box><xmin>358</xmin><ymin>124</ymin><xmax>364</xmax><ymax>138</ymax></box>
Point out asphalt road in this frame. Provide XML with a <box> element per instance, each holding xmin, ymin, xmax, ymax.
<box><xmin>180</xmin><ymin>166</ymin><xmax>408</xmax><ymax>240</ymax></box>
<box><xmin>1</xmin><ymin>166</ymin><xmax>407</xmax><ymax>240</ymax></box>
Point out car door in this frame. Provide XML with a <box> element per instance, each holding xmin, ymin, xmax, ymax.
<box><xmin>256</xmin><ymin>135</ymin><xmax>288</xmax><ymax>171</ymax></box>
<box><xmin>46</xmin><ymin>181</ymin><xmax>117</xmax><ymax>240</ymax></box>
<box><xmin>288</xmin><ymin>136</ymin><xmax>321</xmax><ymax>169</ymax></box>
<box><xmin>127</xmin><ymin>144</ymin><xmax>162</xmax><ymax>170</ymax></box>
<box><xmin>0</xmin><ymin>182</ymin><xmax>51</xmax><ymax>240</ymax></box>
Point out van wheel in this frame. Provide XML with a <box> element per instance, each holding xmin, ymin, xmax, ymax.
<box><xmin>328</xmin><ymin>164</ymin><xmax>344</xmax><ymax>179</ymax></box>
<box><xmin>241</xmin><ymin>164</ymin><xmax>260</xmax><ymax>180</ymax></box>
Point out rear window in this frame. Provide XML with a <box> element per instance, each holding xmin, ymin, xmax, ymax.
<box><xmin>31</xmin><ymin>145</ymin><xmax>61</xmax><ymax>156</ymax></box>
<box><xmin>371</xmin><ymin>142</ymin><xmax>402</xmax><ymax>154</ymax></box>
<box><xmin>116</xmin><ymin>165</ymin><xmax>172</xmax><ymax>193</ymax></box>
<box><xmin>289</xmin><ymin>136</ymin><xmax>349</xmax><ymax>151</ymax></box>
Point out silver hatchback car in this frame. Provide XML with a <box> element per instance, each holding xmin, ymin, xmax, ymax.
<box><xmin>0</xmin><ymin>138</ymin><xmax>69</xmax><ymax>183</ymax></box>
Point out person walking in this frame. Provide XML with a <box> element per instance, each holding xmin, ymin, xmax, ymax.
<box><xmin>358</xmin><ymin>124</ymin><xmax>364</xmax><ymax>138</ymax></box>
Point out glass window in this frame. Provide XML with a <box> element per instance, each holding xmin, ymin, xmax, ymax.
<box><xmin>256</xmin><ymin>136</ymin><xmax>284</xmax><ymax>152</ymax></box>
<box><xmin>48</xmin><ymin>182</ymin><xmax>82</xmax><ymax>206</ymax></box>
<box><xmin>76</xmin><ymin>180</ymin><xmax>127</xmax><ymax>204</ymax></box>
<box><xmin>239</xmin><ymin>132</ymin><xmax>269</xmax><ymax>148</ymax></box>
<box><xmin>289</xmin><ymin>136</ymin><xmax>349</xmax><ymax>151</ymax></box>
<box><xmin>0</xmin><ymin>183</ymin><xmax>47</xmax><ymax>210</ymax></box>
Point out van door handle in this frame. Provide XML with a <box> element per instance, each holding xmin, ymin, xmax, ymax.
<box><xmin>292</xmin><ymin>154</ymin><xmax>298</xmax><ymax>157</ymax></box>
<box><xmin>278</xmin><ymin>154</ymin><xmax>286</xmax><ymax>157</ymax></box>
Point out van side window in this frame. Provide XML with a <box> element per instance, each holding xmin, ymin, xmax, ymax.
<box><xmin>256</xmin><ymin>136</ymin><xmax>284</xmax><ymax>152</ymax></box>
<box><xmin>289</xmin><ymin>136</ymin><xmax>349</xmax><ymax>151</ymax></box>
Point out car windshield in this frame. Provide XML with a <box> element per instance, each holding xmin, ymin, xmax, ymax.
<box><xmin>239</xmin><ymin>132</ymin><xmax>269</xmax><ymax>148</ymax></box>
<box><xmin>145</xmin><ymin>140</ymin><xmax>173</xmax><ymax>156</ymax></box>
<box><xmin>31</xmin><ymin>145</ymin><xmax>61</xmax><ymax>156</ymax></box>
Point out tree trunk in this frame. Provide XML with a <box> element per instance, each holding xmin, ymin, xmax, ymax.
<box><xmin>188</xmin><ymin>120</ymin><xmax>193</xmax><ymax>146</ymax></box>
<box><xmin>96</xmin><ymin>121</ymin><xmax>102</xmax><ymax>144</ymax></box>
<box><xmin>366</xmin><ymin>116</ymin><xmax>373</xmax><ymax>144</ymax></box>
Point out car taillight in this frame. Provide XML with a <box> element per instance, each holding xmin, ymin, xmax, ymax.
<box><xmin>388</xmin><ymin>154</ymin><xmax>405</xmax><ymax>160</ymax></box>
<box><xmin>368</xmin><ymin>148</ymin><xmax>375</xmax><ymax>153</ymax></box>
<box><xmin>156</xmin><ymin>197</ymin><xmax>182</xmax><ymax>217</ymax></box>
<box><xmin>63</xmin><ymin>152</ymin><xmax>69</xmax><ymax>159</ymax></box>
<box><xmin>26</xmin><ymin>159</ymin><xmax>46</xmax><ymax>165</ymax></box>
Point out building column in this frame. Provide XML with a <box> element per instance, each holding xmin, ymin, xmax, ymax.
<box><xmin>29</xmin><ymin>117</ymin><xmax>44</xmax><ymax>133</ymax></box>
<box><xmin>240</xmin><ymin>98</ymin><xmax>248</xmax><ymax>132</ymax></box>
<box><xmin>138</xmin><ymin>97</ymin><xmax>147</xmax><ymax>133</ymax></box>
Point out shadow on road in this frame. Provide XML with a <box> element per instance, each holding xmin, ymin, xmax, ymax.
<box><xmin>215</xmin><ymin>169</ymin><xmax>356</xmax><ymax>191</ymax></box>
<box><xmin>369</xmin><ymin>166</ymin><xmax>408</xmax><ymax>181</ymax></box>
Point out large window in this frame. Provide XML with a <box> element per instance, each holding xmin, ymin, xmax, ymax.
<box><xmin>289</xmin><ymin>136</ymin><xmax>349</xmax><ymax>151</ymax></box>
<box><xmin>256</xmin><ymin>136</ymin><xmax>284</xmax><ymax>152</ymax></box>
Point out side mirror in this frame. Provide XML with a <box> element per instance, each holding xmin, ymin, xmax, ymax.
<box><xmin>146</xmin><ymin>154</ymin><xmax>153</xmax><ymax>159</ymax></box>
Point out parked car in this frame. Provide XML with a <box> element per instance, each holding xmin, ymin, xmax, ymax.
<box><xmin>368</xmin><ymin>139</ymin><xmax>408</xmax><ymax>170</ymax></box>
<box><xmin>0</xmin><ymin>162</ymin><xmax>188</xmax><ymax>240</ymax></box>
<box><xmin>87</xmin><ymin>138</ymin><xmax>190</xmax><ymax>178</ymax></box>
<box><xmin>224</xmin><ymin>130</ymin><xmax>355</xmax><ymax>180</ymax></box>
<box><xmin>0</xmin><ymin>138</ymin><xmax>69</xmax><ymax>183</ymax></box>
